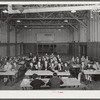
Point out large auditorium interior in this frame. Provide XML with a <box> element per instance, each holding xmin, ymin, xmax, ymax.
<box><xmin>0</xmin><ymin>2</ymin><xmax>100</xmax><ymax>90</ymax></box>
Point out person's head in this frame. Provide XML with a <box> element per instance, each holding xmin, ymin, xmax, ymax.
<box><xmin>45</xmin><ymin>53</ymin><xmax>48</xmax><ymax>56</ymax></box>
<box><xmin>96</xmin><ymin>62</ymin><xmax>99</xmax><ymax>65</ymax></box>
<box><xmin>53</xmin><ymin>72</ymin><xmax>57</xmax><ymax>77</ymax></box>
<box><xmin>57</xmin><ymin>55</ymin><xmax>60</xmax><ymax>58</ymax></box>
<box><xmin>82</xmin><ymin>56</ymin><xmax>84</xmax><ymax>58</ymax></box>
<box><xmin>30</xmin><ymin>62</ymin><xmax>33</xmax><ymax>67</ymax></box>
<box><xmin>13</xmin><ymin>62</ymin><xmax>16</xmax><ymax>66</ymax></box>
<box><xmin>30</xmin><ymin>53</ymin><xmax>32</xmax><ymax>55</ymax></box>
<box><xmin>6</xmin><ymin>62</ymin><xmax>9</xmax><ymax>65</ymax></box>
<box><xmin>64</xmin><ymin>63</ymin><xmax>67</xmax><ymax>67</ymax></box>
<box><xmin>32</xmin><ymin>73</ymin><xmax>38</xmax><ymax>79</ymax></box>
<box><xmin>81</xmin><ymin>62</ymin><xmax>85</xmax><ymax>65</ymax></box>
<box><xmin>87</xmin><ymin>63</ymin><xmax>91</xmax><ymax>67</ymax></box>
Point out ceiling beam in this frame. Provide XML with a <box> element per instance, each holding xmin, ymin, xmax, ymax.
<box><xmin>8</xmin><ymin>4</ymin><xmax>100</xmax><ymax>14</ymax></box>
<box><xmin>19</xmin><ymin>27</ymin><xmax>66</xmax><ymax>29</ymax></box>
<box><xmin>66</xmin><ymin>22</ymin><xmax>78</xmax><ymax>30</ymax></box>
<box><xmin>4</xmin><ymin>18</ymin><xmax>84</xmax><ymax>20</ymax></box>
<box><xmin>11</xmin><ymin>24</ymin><xmax>76</xmax><ymax>26</ymax></box>
<box><xmin>68</xmin><ymin>12</ymin><xmax>87</xmax><ymax>27</ymax></box>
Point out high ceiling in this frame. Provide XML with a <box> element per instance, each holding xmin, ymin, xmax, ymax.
<box><xmin>0</xmin><ymin>4</ymin><xmax>100</xmax><ymax>31</ymax></box>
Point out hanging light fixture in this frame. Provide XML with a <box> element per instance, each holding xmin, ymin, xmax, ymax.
<box><xmin>58</xmin><ymin>29</ymin><xmax>61</xmax><ymax>31</ymax></box>
<box><xmin>2</xmin><ymin>10</ymin><xmax>8</xmax><ymax>13</ymax></box>
<box><xmin>71</xmin><ymin>10</ymin><xmax>76</xmax><ymax>13</ymax></box>
<box><xmin>24</xmin><ymin>25</ymin><xmax>27</xmax><ymax>28</ymax></box>
<box><xmin>64</xmin><ymin>20</ymin><xmax>68</xmax><ymax>23</ymax></box>
<box><xmin>61</xmin><ymin>25</ymin><xmax>64</xmax><ymax>27</ymax></box>
<box><xmin>17</xmin><ymin>20</ymin><xmax>21</xmax><ymax>23</ymax></box>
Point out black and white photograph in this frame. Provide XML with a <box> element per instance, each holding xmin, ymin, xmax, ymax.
<box><xmin>1</xmin><ymin>2</ymin><xmax>100</xmax><ymax>97</ymax></box>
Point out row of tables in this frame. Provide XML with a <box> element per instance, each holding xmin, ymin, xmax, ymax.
<box><xmin>20</xmin><ymin>77</ymin><xmax>81</xmax><ymax>90</ymax></box>
<box><xmin>0</xmin><ymin>63</ymin><xmax>100</xmax><ymax>89</ymax></box>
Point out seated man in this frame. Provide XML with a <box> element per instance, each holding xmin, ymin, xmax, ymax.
<box><xmin>30</xmin><ymin>74</ymin><xmax>45</xmax><ymax>90</ymax></box>
<box><xmin>46</xmin><ymin>72</ymin><xmax>63</xmax><ymax>89</ymax></box>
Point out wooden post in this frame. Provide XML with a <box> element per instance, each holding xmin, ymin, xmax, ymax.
<box><xmin>7</xmin><ymin>21</ymin><xmax>10</xmax><ymax>57</ymax></box>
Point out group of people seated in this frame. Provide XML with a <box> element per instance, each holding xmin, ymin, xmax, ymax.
<box><xmin>0</xmin><ymin>52</ymin><xmax>100</xmax><ymax>86</ymax></box>
<box><xmin>0</xmin><ymin>56</ymin><xmax>26</xmax><ymax>72</ymax></box>
<box><xmin>70</xmin><ymin>56</ymin><xmax>100</xmax><ymax>70</ymax></box>
<box><xmin>26</xmin><ymin>53</ymin><xmax>69</xmax><ymax>72</ymax></box>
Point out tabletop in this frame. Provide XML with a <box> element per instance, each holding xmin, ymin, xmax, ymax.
<box><xmin>0</xmin><ymin>70</ymin><xmax>18</xmax><ymax>75</ymax></box>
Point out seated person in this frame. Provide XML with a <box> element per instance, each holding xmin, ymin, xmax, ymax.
<box><xmin>75</xmin><ymin>57</ymin><xmax>80</xmax><ymax>64</ymax></box>
<box><xmin>81</xmin><ymin>56</ymin><xmax>85</xmax><ymax>62</ymax></box>
<box><xmin>48</xmin><ymin>63</ymin><xmax>55</xmax><ymax>72</ymax></box>
<box><xmin>71</xmin><ymin>56</ymin><xmax>75</xmax><ymax>63</ymax></box>
<box><xmin>44</xmin><ymin>60</ymin><xmax>49</xmax><ymax>70</ymax></box>
<box><xmin>57</xmin><ymin>62</ymin><xmax>65</xmax><ymax>72</ymax></box>
<box><xmin>30</xmin><ymin>74</ymin><xmax>45</xmax><ymax>90</ymax></box>
<box><xmin>85</xmin><ymin>63</ymin><xmax>94</xmax><ymax>70</ymax></box>
<box><xmin>29</xmin><ymin>53</ymin><xmax>33</xmax><ymax>58</ymax></box>
<box><xmin>46</xmin><ymin>72</ymin><xmax>63</xmax><ymax>89</ymax></box>
<box><xmin>81</xmin><ymin>62</ymin><xmax>86</xmax><ymax>70</ymax></box>
<box><xmin>37</xmin><ymin>61</ymin><xmax>42</xmax><ymax>70</ymax></box>
<box><xmin>4</xmin><ymin>62</ymin><xmax>12</xmax><ymax>71</ymax></box>
<box><xmin>96</xmin><ymin>62</ymin><xmax>100</xmax><ymax>69</ymax></box>
<box><xmin>92</xmin><ymin>62</ymin><xmax>99</xmax><ymax>70</ymax></box>
<box><xmin>63</xmin><ymin>62</ymin><xmax>69</xmax><ymax>71</ymax></box>
<box><xmin>29</xmin><ymin>62</ymin><xmax>36</xmax><ymax>70</ymax></box>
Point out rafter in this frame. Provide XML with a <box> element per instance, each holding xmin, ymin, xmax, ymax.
<box><xmin>68</xmin><ymin>12</ymin><xmax>87</xmax><ymax>27</ymax></box>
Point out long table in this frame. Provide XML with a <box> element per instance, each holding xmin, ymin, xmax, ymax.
<box><xmin>0</xmin><ymin>70</ymin><xmax>18</xmax><ymax>84</ymax></box>
<box><xmin>82</xmin><ymin>70</ymin><xmax>100</xmax><ymax>75</ymax></box>
<box><xmin>82</xmin><ymin>70</ymin><xmax>100</xmax><ymax>81</ymax></box>
<box><xmin>25</xmin><ymin>70</ymin><xmax>70</xmax><ymax>77</ymax></box>
<box><xmin>72</xmin><ymin>64</ymin><xmax>80</xmax><ymax>68</ymax></box>
<box><xmin>20</xmin><ymin>77</ymin><xmax>81</xmax><ymax>90</ymax></box>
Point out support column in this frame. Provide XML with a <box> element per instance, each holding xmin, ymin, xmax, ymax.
<box><xmin>15</xmin><ymin>28</ymin><xmax>17</xmax><ymax>56</ymax></box>
<box><xmin>7</xmin><ymin>21</ymin><xmax>10</xmax><ymax>57</ymax></box>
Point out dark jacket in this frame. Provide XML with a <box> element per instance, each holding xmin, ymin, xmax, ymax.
<box><xmin>46</xmin><ymin>76</ymin><xmax>63</xmax><ymax>88</ymax></box>
<box><xmin>30</xmin><ymin>79</ymin><xmax>45</xmax><ymax>89</ymax></box>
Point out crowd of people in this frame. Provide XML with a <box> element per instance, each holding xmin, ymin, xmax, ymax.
<box><xmin>0</xmin><ymin>52</ymin><xmax>100</xmax><ymax>87</ymax></box>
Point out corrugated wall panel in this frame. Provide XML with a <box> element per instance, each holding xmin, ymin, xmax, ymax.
<box><xmin>18</xmin><ymin>28</ymin><xmax>73</xmax><ymax>43</ymax></box>
<box><xmin>0</xmin><ymin>46</ymin><xmax>7</xmax><ymax>57</ymax></box>
<box><xmin>10</xmin><ymin>45</ymin><xmax>15</xmax><ymax>57</ymax></box>
<box><xmin>17</xmin><ymin>44</ymin><xmax>20</xmax><ymax>56</ymax></box>
<box><xmin>90</xmin><ymin>12</ymin><xmax>100</xmax><ymax>42</ymax></box>
<box><xmin>10</xmin><ymin>26</ymin><xmax>15</xmax><ymax>43</ymax></box>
